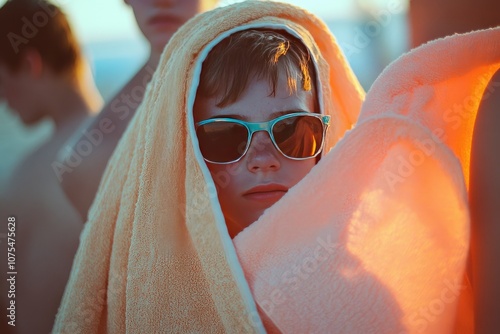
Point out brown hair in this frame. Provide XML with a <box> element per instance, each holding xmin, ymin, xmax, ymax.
<box><xmin>197</xmin><ymin>29</ymin><xmax>317</xmax><ymax>108</ymax></box>
<box><xmin>0</xmin><ymin>0</ymin><xmax>81</xmax><ymax>74</ymax></box>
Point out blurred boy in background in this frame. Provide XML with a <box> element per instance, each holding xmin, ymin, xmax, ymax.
<box><xmin>0</xmin><ymin>0</ymin><xmax>102</xmax><ymax>332</ymax></box>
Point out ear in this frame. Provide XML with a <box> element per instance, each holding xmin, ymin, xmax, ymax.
<box><xmin>21</xmin><ymin>49</ymin><xmax>44</xmax><ymax>78</ymax></box>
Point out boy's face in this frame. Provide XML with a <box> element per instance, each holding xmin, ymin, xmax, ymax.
<box><xmin>194</xmin><ymin>75</ymin><xmax>317</xmax><ymax>238</ymax></box>
<box><xmin>125</xmin><ymin>0</ymin><xmax>217</xmax><ymax>52</ymax></box>
<box><xmin>0</xmin><ymin>64</ymin><xmax>43</xmax><ymax>125</ymax></box>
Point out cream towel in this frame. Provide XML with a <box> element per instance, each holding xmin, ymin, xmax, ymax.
<box><xmin>234</xmin><ymin>27</ymin><xmax>500</xmax><ymax>333</ymax></box>
<box><xmin>53</xmin><ymin>1</ymin><xmax>364</xmax><ymax>333</ymax></box>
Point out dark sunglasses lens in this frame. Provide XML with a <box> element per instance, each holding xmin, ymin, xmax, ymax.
<box><xmin>196</xmin><ymin>122</ymin><xmax>248</xmax><ymax>163</ymax></box>
<box><xmin>273</xmin><ymin>115</ymin><xmax>324</xmax><ymax>158</ymax></box>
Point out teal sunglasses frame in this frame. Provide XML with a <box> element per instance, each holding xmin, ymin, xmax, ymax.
<box><xmin>195</xmin><ymin>112</ymin><xmax>331</xmax><ymax>164</ymax></box>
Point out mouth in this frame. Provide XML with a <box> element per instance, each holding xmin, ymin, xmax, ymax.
<box><xmin>243</xmin><ymin>184</ymin><xmax>288</xmax><ymax>202</ymax></box>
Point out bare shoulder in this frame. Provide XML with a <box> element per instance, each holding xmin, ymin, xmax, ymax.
<box><xmin>470</xmin><ymin>67</ymin><xmax>500</xmax><ymax>333</ymax></box>
<box><xmin>470</xmin><ymin>68</ymin><xmax>500</xmax><ymax>204</ymax></box>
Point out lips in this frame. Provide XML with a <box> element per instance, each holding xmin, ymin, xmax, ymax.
<box><xmin>243</xmin><ymin>184</ymin><xmax>288</xmax><ymax>202</ymax></box>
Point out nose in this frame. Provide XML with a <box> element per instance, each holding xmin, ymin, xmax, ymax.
<box><xmin>245</xmin><ymin>131</ymin><xmax>281</xmax><ymax>172</ymax></box>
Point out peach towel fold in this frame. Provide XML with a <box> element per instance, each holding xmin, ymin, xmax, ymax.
<box><xmin>234</xmin><ymin>27</ymin><xmax>500</xmax><ymax>333</ymax></box>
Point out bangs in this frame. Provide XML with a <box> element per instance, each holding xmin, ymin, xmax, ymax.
<box><xmin>197</xmin><ymin>29</ymin><xmax>315</xmax><ymax>108</ymax></box>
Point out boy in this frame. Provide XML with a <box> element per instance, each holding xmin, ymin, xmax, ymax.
<box><xmin>193</xmin><ymin>29</ymin><xmax>328</xmax><ymax>238</ymax></box>
<box><xmin>53</xmin><ymin>2</ymin><xmax>368</xmax><ymax>332</ymax></box>
<box><xmin>0</xmin><ymin>1</ymin><xmax>102</xmax><ymax>333</ymax></box>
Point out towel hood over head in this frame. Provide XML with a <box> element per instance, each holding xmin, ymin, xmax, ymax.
<box><xmin>54</xmin><ymin>1</ymin><xmax>500</xmax><ymax>333</ymax></box>
<box><xmin>54</xmin><ymin>1</ymin><xmax>364</xmax><ymax>333</ymax></box>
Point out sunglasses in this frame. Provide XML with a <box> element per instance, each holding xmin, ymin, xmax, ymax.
<box><xmin>195</xmin><ymin>112</ymin><xmax>331</xmax><ymax>164</ymax></box>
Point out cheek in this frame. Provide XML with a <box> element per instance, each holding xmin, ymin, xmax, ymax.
<box><xmin>207</xmin><ymin>162</ymin><xmax>242</xmax><ymax>194</ymax></box>
<box><xmin>206</xmin><ymin>162</ymin><xmax>248</xmax><ymax>215</ymax></box>
<box><xmin>135</xmin><ymin>13</ymin><xmax>150</xmax><ymax>32</ymax></box>
<box><xmin>207</xmin><ymin>164</ymin><xmax>227</xmax><ymax>191</ymax></box>
<box><xmin>178</xmin><ymin>10</ymin><xmax>200</xmax><ymax>23</ymax></box>
<box><xmin>287</xmin><ymin>159</ymin><xmax>316</xmax><ymax>183</ymax></box>
<box><xmin>184</xmin><ymin>0</ymin><xmax>204</xmax><ymax>12</ymax></box>
<box><xmin>128</xmin><ymin>3</ymin><xmax>150</xmax><ymax>30</ymax></box>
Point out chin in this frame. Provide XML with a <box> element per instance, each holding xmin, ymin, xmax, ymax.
<box><xmin>246</xmin><ymin>211</ymin><xmax>267</xmax><ymax>228</ymax></box>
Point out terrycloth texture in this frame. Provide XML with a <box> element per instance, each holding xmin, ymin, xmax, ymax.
<box><xmin>53</xmin><ymin>0</ymin><xmax>500</xmax><ymax>332</ymax></box>
<box><xmin>234</xmin><ymin>27</ymin><xmax>500</xmax><ymax>333</ymax></box>
<box><xmin>53</xmin><ymin>1</ymin><xmax>364</xmax><ymax>333</ymax></box>
<box><xmin>360</xmin><ymin>28</ymin><xmax>500</xmax><ymax>188</ymax></box>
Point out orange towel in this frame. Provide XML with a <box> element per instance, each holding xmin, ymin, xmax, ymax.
<box><xmin>234</xmin><ymin>27</ymin><xmax>500</xmax><ymax>333</ymax></box>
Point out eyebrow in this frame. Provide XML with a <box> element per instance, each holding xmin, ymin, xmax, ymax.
<box><xmin>206</xmin><ymin>109</ymin><xmax>311</xmax><ymax>121</ymax></box>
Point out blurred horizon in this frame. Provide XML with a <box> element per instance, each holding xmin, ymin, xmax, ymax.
<box><xmin>0</xmin><ymin>0</ymin><xmax>410</xmax><ymax>42</ymax></box>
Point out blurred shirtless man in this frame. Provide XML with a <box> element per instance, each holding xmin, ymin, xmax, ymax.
<box><xmin>59</xmin><ymin>0</ymin><xmax>219</xmax><ymax>220</ymax></box>
<box><xmin>0</xmin><ymin>1</ymin><xmax>102</xmax><ymax>333</ymax></box>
